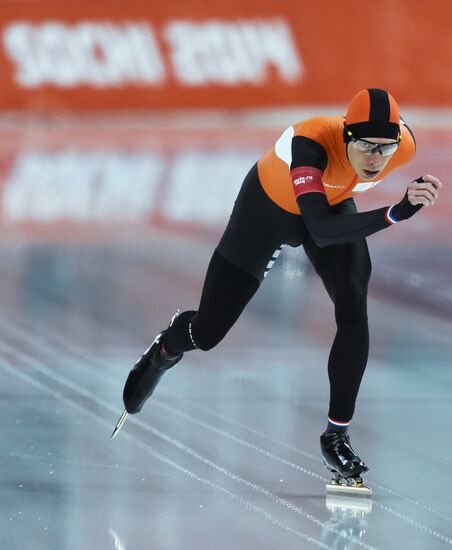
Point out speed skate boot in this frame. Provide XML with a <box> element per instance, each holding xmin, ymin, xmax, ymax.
<box><xmin>111</xmin><ymin>312</ymin><xmax>183</xmax><ymax>438</ymax></box>
<box><xmin>320</xmin><ymin>430</ymin><xmax>372</xmax><ymax>496</ymax></box>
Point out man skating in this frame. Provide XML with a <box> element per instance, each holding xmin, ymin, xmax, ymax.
<box><xmin>113</xmin><ymin>89</ymin><xmax>443</xmax><ymax>494</ymax></box>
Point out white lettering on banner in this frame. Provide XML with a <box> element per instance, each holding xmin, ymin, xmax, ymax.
<box><xmin>3</xmin><ymin>18</ymin><xmax>303</xmax><ymax>89</ymax></box>
<box><xmin>3</xmin><ymin>149</ymin><xmax>261</xmax><ymax>226</ymax></box>
<box><xmin>3</xmin><ymin>152</ymin><xmax>164</xmax><ymax>222</ymax></box>
<box><xmin>164</xmin><ymin>151</ymin><xmax>258</xmax><ymax>223</ymax></box>
<box><xmin>3</xmin><ymin>22</ymin><xmax>165</xmax><ymax>87</ymax></box>
<box><xmin>165</xmin><ymin>19</ymin><xmax>303</xmax><ymax>85</ymax></box>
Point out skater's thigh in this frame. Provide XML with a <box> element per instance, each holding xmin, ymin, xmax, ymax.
<box><xmin>302</xmin><ymin>199</ymin><xmax>372</xmax><ymax>301</ymax></box>
<box><xmin>217</xmin><ymin>163</ymin><xmax>308</xmax><ymax>282</ymax></box>
<box><xmin>190</xmin><ymin>249</ymin><xmax>260</xmax><ymax>350</ymax></box>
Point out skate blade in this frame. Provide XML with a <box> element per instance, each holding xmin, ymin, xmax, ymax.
<box><xmin>111</xmin><ymin>410</ymin><xmax>128</xmax><ymax>439</ymax></box>
<box><xmin>326</xmin><ymin>481</ymin><xmax>372</xmax><ymax>497</ymax></box>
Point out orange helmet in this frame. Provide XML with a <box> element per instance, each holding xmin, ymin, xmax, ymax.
<box><xmin>345</xmin><ymin>88</ymin><xmax>401</xmax><ymax>142</ymax></box>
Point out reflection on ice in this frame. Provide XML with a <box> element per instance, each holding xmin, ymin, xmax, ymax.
<box><xmin>322</xmin><ymin>494</ymin><xmax>372</xmax><ymax>549</ymax></box>
<box><xmin>109</xmin><ymin>528</ymin><xmax>127</xmax><ymax>550</ymax></box>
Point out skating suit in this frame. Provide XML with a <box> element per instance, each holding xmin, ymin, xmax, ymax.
<box><xmin>166</xmin><ymin>115</ymin><xmax>416</xmax><ymax>421</ymax></box>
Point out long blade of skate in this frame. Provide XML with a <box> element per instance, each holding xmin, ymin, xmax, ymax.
<box><xmin>326</xmin><ymin>481</ymin><xmax>372</xmax><ymax>497</ymax></box>
<box><xmin>111</xmin><ymin>409</ymin><xmax>128</xmax><ymax>439</ymax></box>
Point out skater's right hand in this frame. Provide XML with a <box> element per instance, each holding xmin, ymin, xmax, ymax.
<box><xmin>391</xmin><ymin>175</ymin><xmax>443</xmax><ymax>221</ymax></box>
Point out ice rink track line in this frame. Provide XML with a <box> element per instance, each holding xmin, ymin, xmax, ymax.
<box><xmin>1</xmin><ymin>335</ymin><xmax>452</xmax><ymax>547</ymax></box>
<box><xmin>0</xmin><ymin>348</ymin><xmax>379</xmax><ymax>550</ymax></box>
<box><xmin>6</xmin><ymin>452</ymin><xmax>175</xmax><ymax>478</ymax></box>
<box><xmin>3</xmin><ymin>313</ymin><xmax>452</xmax><ymax>530</ymax></box>
<box><xmin>154</xmin><ymin>399</ymin><xmax>327</xmax><ymax>483</ymax></box>
<box><xmin>147</xmin><ymin>401</ymin><xmax>452</xmax><ymax>546</ymax></box>
<box><xmin>178</xmin><ymin>400</ymin><xmax>452</xmax><ymax>527</ymax></box>
<box><xmin>0</xmin><ymin>360</ymin><xmax>333</xmax><ymax>550</ymax></box>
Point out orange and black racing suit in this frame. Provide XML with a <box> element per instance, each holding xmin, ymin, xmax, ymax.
<box><xmin>163</xmin><ymin>115</ymin><xmax>416</xmax><ymax>422</ymax></box>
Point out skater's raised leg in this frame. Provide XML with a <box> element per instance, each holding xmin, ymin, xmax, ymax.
<box><xmin>121</xmin><ymin>311</ymin><xmax>185</xmax><ymax>415</ymax></box>
<box><xmin>122</xmin><ymin>249</ymin><xmax>260</xmax><ymax>416</ymax></box>
<box><xmin>114</xmin><ymin>164</ymin><xmax>305</xmax><ymax>437</ymax></box>
<box><xmin>163</xmin><ymin>249</ymin><xmax>260</xmax><ymax>354</ymax></box>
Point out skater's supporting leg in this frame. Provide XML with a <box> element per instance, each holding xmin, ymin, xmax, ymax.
<box><xmin>303</xmin><ymin>200</ymin><xmax>372</xmax><ymax>487</ymax></box>
<box><xmin>302</xmin><ymin>200</ymin><xmax>372</xmax><ymax>424</ymax></box>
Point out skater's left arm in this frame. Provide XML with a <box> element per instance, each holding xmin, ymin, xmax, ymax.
<box><xmin>295</xmin><ymin>174</ymin><xmax>444</xmax><ymax>247</ymax></box>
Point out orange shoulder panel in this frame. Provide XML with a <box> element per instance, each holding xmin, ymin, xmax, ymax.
<box><xmin>258</xmin><ymin>116</ymin><xmax>349</xmax><ymax>214</ymax></box>
<box><xmin>292</xmin><ymin>116</ymin><xmax>333</xmax><ymax>147</ymax></box>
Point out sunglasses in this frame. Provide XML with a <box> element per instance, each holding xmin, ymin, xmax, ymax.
<box><xmin>348</xmin><ymin>135</ymin><xmax>401</xmax><ymax>157</ymax></box>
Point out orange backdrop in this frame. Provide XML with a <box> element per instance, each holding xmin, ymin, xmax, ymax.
<box><xmin>0</xmin><ymin>0</ymin><xmax>450</xmax><ymax>111</ymax></box>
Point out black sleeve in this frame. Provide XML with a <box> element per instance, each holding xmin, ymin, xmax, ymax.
<box><xmin>291</xmin><ymin>136</ymin><xmax>328</xmax><ymax>171</ymax></box>
<box><xmin>297</xmin><ymin>192</ymin><xmax>391</xmax><ymax>248</ymax></box>
<box><xmin>291</xmin><ymin>133</ymin><xmax>398</xmax><ymax>247</ymax></box>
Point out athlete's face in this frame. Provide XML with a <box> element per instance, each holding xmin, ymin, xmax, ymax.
<box><xmin>347</xmin><ymin>137</ymin><xmax>397</xmax><ymax>181</ymax></box>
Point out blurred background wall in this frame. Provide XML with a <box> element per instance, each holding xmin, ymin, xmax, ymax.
<box><xmin>0</xmin><ymin>0</ymin><xmax>450</xmax><ymax>317</ymax></box>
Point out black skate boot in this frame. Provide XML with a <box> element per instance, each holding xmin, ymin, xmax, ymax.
<box><xmin>321</xmin><ymin>430</ymin><xmax>371</xmax><ymax>496</ymax></box>
<box><xmin>111</xmin><ymin>312</ymin><xmax>183</xmax><ymax>438</ymax></box>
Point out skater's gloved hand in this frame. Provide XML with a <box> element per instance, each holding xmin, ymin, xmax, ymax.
<box><xmin>408</xmin><ymin>175</ymin><xmax>442</xmax><ymax>207</ymax></box>
<box><xmin>391</xmin><ymin>175</ymin><xmax>443</xmax><ymax>221</ymax></box>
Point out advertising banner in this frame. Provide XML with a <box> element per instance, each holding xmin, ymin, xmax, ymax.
<box><xmin>0</xmin><ymin>121</ymin><xmax>449</xmax><ymax>238</ymax></box>
<box><xmin>0</xmin><ymin>0</ymin><xmax>450</xmax><ymax>111</ymax></box>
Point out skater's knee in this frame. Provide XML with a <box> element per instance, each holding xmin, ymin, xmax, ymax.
<box><xmin>191</xmin><ymin>330</ymin><xmax>222</xmax><ymax>351</ymax></box>
<box><xmin>335</xmin><ymin>301</ymin><xmax>367</xmax><ymax>325</ymax></box>
<box><xmin>189</xmin><ymin>319</ymin><xmax>224</xmax><ymax>351</ymax></box>
<box><xmin>334</xmin><ymin>285</ymin><xmax>368</xmax><ymax>325</ymax></box>
<box><xmin>195</xmin><ymin>339</ymin><xmax>217</xmax><ymax>352</ymax></box>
